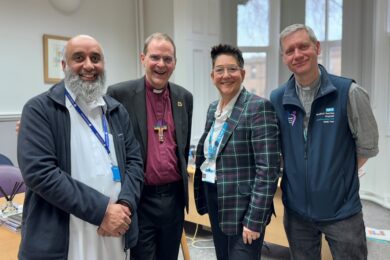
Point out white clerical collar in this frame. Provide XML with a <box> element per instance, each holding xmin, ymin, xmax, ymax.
<box><xmin>152</xmin><ymin>88</ymin><xmax>165</xmax><ymax>94</ymax></box>
<box><xmin>295</xmin><ymin>69</ymin><xmax>321</xmax><ymax>94</ymax></box>
<box><xmin>215</xmin><ymin>85</ymin><xmax>243</xmax><ymax>121</ymax></box>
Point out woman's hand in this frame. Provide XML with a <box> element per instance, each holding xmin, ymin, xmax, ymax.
<box><xmin>242</xmin><ymin>226</ymin><xmax>260</xmax><ymax>244</ymax></box>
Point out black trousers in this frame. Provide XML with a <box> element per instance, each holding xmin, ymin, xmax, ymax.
<box><xmin>131</xmin><ymin>181</ymin><xmax>184</xmax><ymax>260</ymax></box>
<box><xmin>204</xmin><ymin>183</ymin><xmax>265</xmax><ymax>260</ymax></box>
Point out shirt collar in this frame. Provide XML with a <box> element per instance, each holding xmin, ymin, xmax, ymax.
<box><xmin>295</xmin><ymin>69</ymin><xmax>321</xmax><ymax>95</ymax></box>
<box><xmin>215</xmin><ymin>85</ymin><xmax>243</xmax><ymax>120</ymax></box>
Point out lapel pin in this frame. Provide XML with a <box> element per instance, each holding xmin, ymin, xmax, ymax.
<box><xmin>177</xmin><ymin>101</ymin><xmax>183</xmax><ymax>107</ymax></box>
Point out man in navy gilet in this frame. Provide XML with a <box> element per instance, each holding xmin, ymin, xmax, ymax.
<box><xmin>270</xmin><ymin>24</ymin><xmax>379</xmax><ymax>260</ymax></box>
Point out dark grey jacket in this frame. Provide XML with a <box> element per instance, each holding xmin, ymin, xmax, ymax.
<box><xmin>107</xmin><ymin>77</ymin><xmax>193</xmax><ymax>211</ymax></box>
<box><xmin>17</xmin><ymin>81</ymin><xmax>144</xmax><ymax>260</ymax></box>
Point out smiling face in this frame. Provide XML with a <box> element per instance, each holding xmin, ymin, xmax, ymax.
<box><xmin>141</xmin><ymin>38</ymin><xmax>176</xmax><ymax>89</ymax></box>
<box><xmin>281</xmin><ymin>29</ymin><xmax>320</xmax><ymax>83</ymax></box>
<box><xmin>211</xmin><ymin>54</ymin><xmax>245</xmax><ymax>103</ymax></box>
<box><xmin>62</xmin><ymin>35</ymin><xmax>104</xmax><ymax>82</ymax></box>
<box><xmin>62</xmin><ymin>35</ymin><xmax>106</xmax><ymax>103</ymax></box>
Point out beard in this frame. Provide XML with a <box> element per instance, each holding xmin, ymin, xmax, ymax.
<box><xmin>64</xmin><ymin>67</ymin><xmax>107</xmax><ymax>103</ymax></box>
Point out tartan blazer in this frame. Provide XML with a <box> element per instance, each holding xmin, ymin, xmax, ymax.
<box><xmin>194</xmin><ymin>88</ymin><xmax>280</xmax><ymax>235</ymax></box>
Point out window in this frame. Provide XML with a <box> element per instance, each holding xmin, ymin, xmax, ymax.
<box><xmin>237</xmin><ymin>0</ymin><xmax>279</xmax><ymax>98</ymax></box>
<box><xmin>237</xmin><ymin>0</ymin><xmax>269</xmax><ymax>47</ymax></box>
<box><xmin>242</xmin><ymin>53</ymin><xmax>267</xmax><ymax>97</ymax></box>
<box><xmin>306</xmin><ymin>0</ymin><xmax>343</xmax><ymax>75</ymax></box>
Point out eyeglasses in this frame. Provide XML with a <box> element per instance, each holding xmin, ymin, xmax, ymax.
<box><xmin>213</xmin><ymin>65</ymin><xmax>241</xmax><ymax>76</ymax></box>
<box><xmin>149</xmin><ymin>54</ymin><xmax>175</xmax><ymax>64</ymax></box>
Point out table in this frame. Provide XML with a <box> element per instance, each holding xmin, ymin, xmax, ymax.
<box><xmin>0</xmin><ymin>193</ymin><xmax>23</xmax><ymax>260</ymax></box>
<box><xmin>184</xmin><ymin>166</ymin><xmax>211</xmax><ymax>228</ymax></box>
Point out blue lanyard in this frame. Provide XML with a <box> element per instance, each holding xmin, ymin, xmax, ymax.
<box><xmin>65</xmin><ymin>89</ymin><xmax>110</xmax><ymax>155</ymax></box>
<box><xmin>208</xmin><ymin>121</ymin><xmax>227</xmax><ymax>159</ymax></box>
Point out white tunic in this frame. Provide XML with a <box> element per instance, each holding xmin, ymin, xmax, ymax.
<box><xmin>65</xmin><ymin>88</ymin><xmax>125</xmax><ymax>260</ymax></box>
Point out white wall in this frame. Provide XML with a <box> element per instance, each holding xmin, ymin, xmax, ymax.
<box><xmin>143</xmin><ymin>0</ymin><xmax>174</xmax><ymax>39</ymax></box>
<box><xmin>141</xmin><ymin>0</ymin><xmax>175</xmax><ymax>81</ymax></box>
<box><xmin>0</xmin><ymin>116</ymin><xmax>19</xmax><ymax>166</ymax></box>
<box><xmin>173</xmin><ymin>0</ymin><xmax>221</xmax><ymax>142</ymax></box>
<box><xmin>0</xmin><ymin>0</ymin><xmax>139</xmax><ymax>164</ymax></box>
<box><xmin>278</xmin><ymin>0</ymin><xmax>305</xmax><ymax>84</ymax></box>
<box><xmin>0</xmin><ymin>0</ymin><xmax>138</xmax><ymax>114</ymax></box>
<box><xmin>360</xmin><ymin>0</ymin><xmax>390</xmax><ymax>209</ymax></box>
<box><xmin>342</xmin><ymin>0</ymin><xmax>374</xmax><ymax>93</ymax></box>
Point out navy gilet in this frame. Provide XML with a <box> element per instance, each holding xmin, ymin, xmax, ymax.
<box><xmin>270</xmin><ymin>65</ymin><xmax>361</xmax><ymax>222</ymax></box>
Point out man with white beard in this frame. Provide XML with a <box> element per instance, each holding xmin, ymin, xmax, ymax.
<box><xmin>17</xmin><ymin>35</ymin><xmax>144</xmax><ymax>260</ymax></box>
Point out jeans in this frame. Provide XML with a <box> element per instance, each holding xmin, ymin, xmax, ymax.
<box><xmin>284</xmin><ymin>209</ymin><xmax>367</xmax><ymax>260</ymax></box>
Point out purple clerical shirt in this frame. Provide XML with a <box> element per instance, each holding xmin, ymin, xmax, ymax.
<box><xmin>144</xmin><ymin>79</ymin><xmax>181</xmax><ymax>185</ymax></box>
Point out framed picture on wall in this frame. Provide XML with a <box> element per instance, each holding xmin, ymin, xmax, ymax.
<box><xmin>43</xmin><ymin>34</ymin><xmax>70</xmax><ymax>84</ymax></box>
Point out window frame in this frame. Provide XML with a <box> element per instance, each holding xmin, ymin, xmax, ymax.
<box><xmin>306</xmin><ymin>0</ymin><xmax>343</xmax><ymax>75</ymax></box>
<box><xmin>236</xmin><ymin>0</ymin><xmax>281</xmax><ymax>98</ymax></box>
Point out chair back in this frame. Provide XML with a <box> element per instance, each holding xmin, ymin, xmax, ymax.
<box><xmin>0</xmin><ymin>153</ymin><xmax>13</xmax><ymax>166</ymax></box>
<box><xmin>0</xmin><ymin>165</ymin><xmax>26</xmax><ymax>198</ymax></box>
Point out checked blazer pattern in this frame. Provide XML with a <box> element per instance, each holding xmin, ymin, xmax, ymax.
<box><xmin>194</xmin><ymin>88</ymin><xmax>281</xmax><ymax>235</ymax></box>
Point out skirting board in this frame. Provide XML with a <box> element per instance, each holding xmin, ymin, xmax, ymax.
<box><xmin>360</xmin><ymin>190</ymin><xmax>390</xmax><ymax>210</ymax></box>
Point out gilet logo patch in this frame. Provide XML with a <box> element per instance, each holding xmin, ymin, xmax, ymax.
<box><xmin>316</xmin><ymin>107</ymin><xmax>335</xmax><ymax>123</ymax></box>
<box><xmin>288</xmin><ymin>111</ymin><xmax>297</xmax><ymax>126</ymax></box>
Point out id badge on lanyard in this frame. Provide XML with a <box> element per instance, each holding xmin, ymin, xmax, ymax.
<box><xmin>201</xmin><ymin>160</ymin><xmax>216</xmax><ymax>183</ymax></box>
<box><xmin>201</xmin><ymin>122</ymin><xmax>227</xmax><ymax>184</ymax></box>
<box><xmin>111</xmin><ymin>165</ymin><xmax>121</xmax><ymax>182</ymax></box>
<box><xmin>65</xmin><ymin>89</ymin><xmax>121</xmax><ymax>182</ymax></box>
<box><xmin>108</xmin><ymin>135</ymin><xmax>121</xmax><ymax>182</ymax></box>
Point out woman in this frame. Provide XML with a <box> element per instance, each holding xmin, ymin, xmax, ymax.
<box><xmin>194</xmin><ymin>44</ymin><xmax>280</xmax><ymax>260</ymax></box>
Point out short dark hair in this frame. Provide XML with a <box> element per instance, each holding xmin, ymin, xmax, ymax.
<box><xmin>143</xmin><ymin>32</ymin><xmax>176</xmax><ymax>59</ymax></box>
<box><xmin>210</xmin><ymin>44</ymin><xmax>244</xmax><ymax>68</ymax></box>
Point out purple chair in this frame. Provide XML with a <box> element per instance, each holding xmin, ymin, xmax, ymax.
<box><xmin>0</xmin><ymin>165</ymin><xmax>26</xmax><ymax>198</ymax></box>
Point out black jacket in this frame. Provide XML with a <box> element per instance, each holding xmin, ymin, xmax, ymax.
<box><xmin>17</xmin><ymin>81</ymin><xmax>144</xmax><ymax>259</ymax></box>
<box><xmin>107</xmin><ymin>77</ymin><xmax>193</xmax><ymax>211</ymax></box>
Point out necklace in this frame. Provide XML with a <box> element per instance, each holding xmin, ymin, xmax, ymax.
<box><xmin>147</xmin><ymin>88</ymin><xmax>168</xmax><ymax>143</ymax></box>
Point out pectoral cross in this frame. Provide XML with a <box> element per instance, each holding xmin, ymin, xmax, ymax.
<box><xmin>154</xmin><ymin>121</ymin><xmax>167</xmax><ymax>143</ymax></box>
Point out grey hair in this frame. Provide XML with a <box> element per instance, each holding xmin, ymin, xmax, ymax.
<box><xmin>143</xmin><ymin>32</ymin><xmax>176</xmax><ymax>59</ymax></box>
<box><xmin>279</xmin><ymin>24</ymin><xmax>318</xmax><ymax>52</ymax></box>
